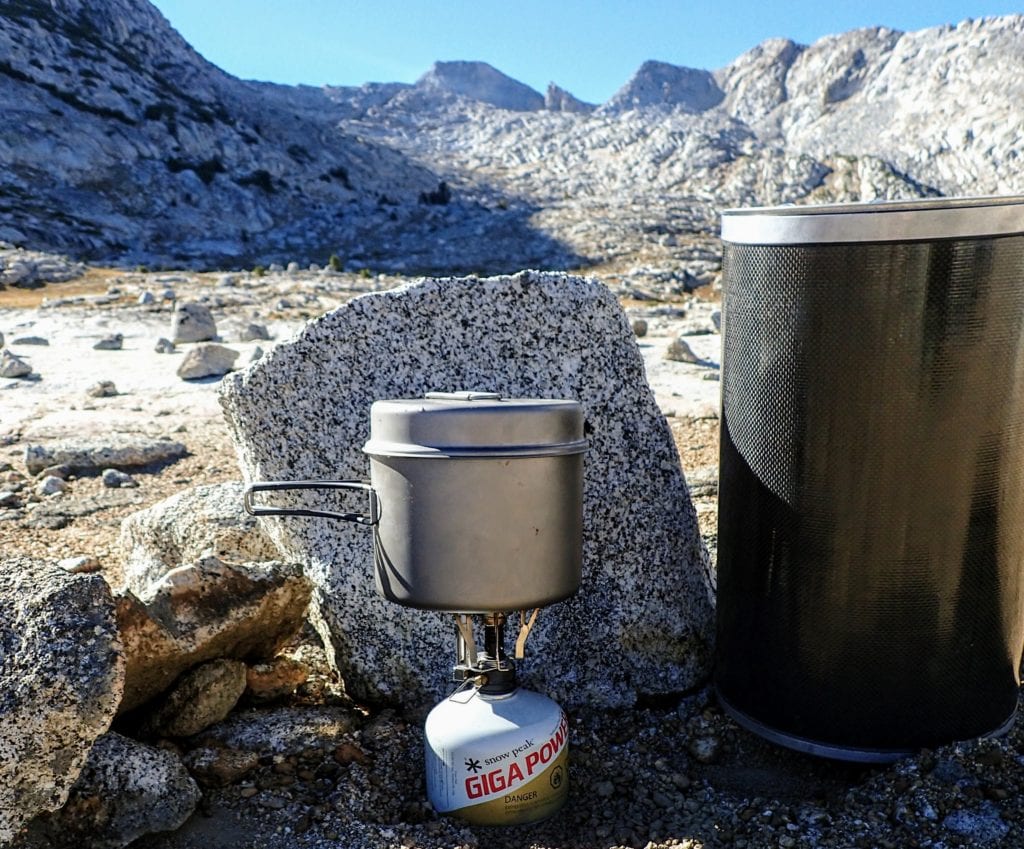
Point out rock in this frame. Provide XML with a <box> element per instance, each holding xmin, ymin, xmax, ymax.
<box><xmin>115</xmin><ymin>554</ymin><xmax>311</xmax><ymax>712</ymax></box>
<box><xmin>102</xmin><ymin>468</ymin><xmax>138</xmax><ymax>488</ymax></box>
<box><xmin>58</xmin><ymin>555</ymin><xmax>102</xmax><ymax>573</ymax></box>
<box><xmin>40</xmin><ymin>464</ymin><xmax>73</xmax><ymax>480</ymax></box>
<box><xmin>0</xmin><ymin>490</ymin><xmax>20</xmax><ymax>508</ymax></box>
<box><xmin>665</xmin><ymin>337</ymin><xmax>702</xmax><ymax>363</ymax></box>
<box><xmin>92</xmin><ymin>334</ymin><xmax>124</xmax><ymax>351</ymax></box>
<box><xmin>0</xmin><ymin>558</ymin><xmax>124</xmax><ymax>843</ymax></box>
<box><xmin>250</xmin><ymin>345</ymin><xmax>264</xmax><ymax>362</ymax></box>
<box><xmin>220</xmin><ymin>271</ymin><xmax>714</xmax><ymax>708</ymax></box>
<box><xmin>176</xmin><ymin>343</ymin><xmax>238</xmax><ymax>380</ymax></box>
<box><xmin>0</xmin><ymin>349</ymin><xmax>32</xmax><ymax>378</ymax></box>
<box><xmin>246</xmin><ymin>656</ymin><xmax>310</xmax><ymax>702</ymax></box>
<box><xmin>161</xmin><ymin>289</ymin><xmax>176</xmax><ymax>301</ymax></box>
<box><xmin>36</xmin><ymin>474</ymin><xmax>68</xmax><ymax>496</ymax></box>
<box><xmin>286</xmin><ymin>261</ymin><xmax>300</xmax><ymax>274</ymax></box>
<box><xmin>154</xmin><ymin>337</ymin><xmax>175</xmax><ymax>354</ymax></box>
<box><xmin>171</xmin><ymin>302</ymin><xmax>217</xmax><ymax>343</ymax></box>
<box><xmin>240</xmin><ymin>322</ymin><xmax>271</xmax><ymax>341</ymax></box>
<box><xmin>632</xmin><ymin>318</ymin><xmax>649</xmax><ymax>337</ymax></box>
<box><xmin>182</xmin><ymin>746</ymin><xmax>259</xmax><ymax>787</ymax></box>
<box><xmin>0</xmin><ymin>330</ymin><xmax>4</xmax><ymax>347</ymax></box>
<box><xmin>26</xmin><ymin>732</ymin><xmax>200</xmax><ymax>849</ymax></box>
<box><xmin>137</xmin><ymin>291</ymin><xmax>155</xmax><ymax>305</ymax></box>
<box><xmin>148</xmin><ymin>659</ymin><xmax>248</xmax><ymax>737</ymax></box>
<box><xmin>710</xmin><ymin>309</ymin><xmax>722</xmax><ymax>331</ymax></box>
<box><xmin>12</xmin><ymin>335</ymin><xmax>48</xmax><ymax>345</ymax></box>
<box><xmin>217</xmin><ymin>274</ymin><xmax>238</xmax><ymax>288</ymax></box>
<box><xmin>24</xmin><ymin>436</ymin><xmax>187</xmax><ymax>475</ymax></box>
<box><xmin>86</xmin><ymin>380</ymin><xmax>118</xmax><ymax>398</ymax></box>
<box><xmin>198</xmin><ymin>706</ymin><xmax>361</xmax><ymax>756</ymax></box>
<box><xmin>119</xmin><ymin>482</ymin><xmax>280</xmax><ymax>592</ymax></box>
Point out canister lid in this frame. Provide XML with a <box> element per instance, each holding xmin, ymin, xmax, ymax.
<box><xmin>721</xmin><ymin>195</ymin><xmax>1024</xmax><ymax>246</ymax></box>
<box><xmin>363</xmin><ymin>392</ymin><xmax>586</xmax><ymax>458</ymax></box>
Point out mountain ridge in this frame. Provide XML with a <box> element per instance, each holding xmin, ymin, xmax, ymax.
<box><xmin>0</xmin><ymin>2</ymin><xmax>1022</xmax><ymax>284</ymax></box>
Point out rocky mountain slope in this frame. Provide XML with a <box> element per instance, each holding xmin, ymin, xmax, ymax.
<box><xmin>1</xmin><ymin>2</ymin><xmax>1022</xmax><ymax>280</ymax></box>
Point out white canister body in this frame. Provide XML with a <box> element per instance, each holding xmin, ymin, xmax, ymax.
<box><xmin>424</xmin><ymin>687</ymin><xmax>569</xmax><ymax>825</ymax></box>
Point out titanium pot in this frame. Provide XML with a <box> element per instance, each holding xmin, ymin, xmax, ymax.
<box><xmin>715</xmin><ymin>196</ymin><xmax>1024</xmax><ymax>762</ymax></box>
<box><xmin>245</xmin><ymin>392</ymin><xmax>586</xmax><ymax>613</ymax></box>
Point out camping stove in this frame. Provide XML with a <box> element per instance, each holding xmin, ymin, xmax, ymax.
<box><xmin>245</xmin><ymin>391</ymin><xmax>585</xmax><ymax>824</ymax></box>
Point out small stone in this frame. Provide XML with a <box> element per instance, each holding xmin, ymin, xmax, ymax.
<box><xmin>93</xmin><ymin>334</ymin><xmax>124</xmax><ymax>351</ymax></box>
<box><xmin>86</xmin><ymin>380</ymin><xmax>118</xmax><ymax>398</ymax></box>
<box><xmin>0</xmin><ymin>490</ymin><xmax>21</xmax><ymax>507</ymax></box>
<box><xmin>36</xmin><ymin>475</ymin><xmax>68</xmax><ymax>496</ymax></box>
<box><xmin>12</xmin><ymin>335</ymin><xmax>48</xmax><ymax>346</ymax></box>
<box><xmin>162</xmin><ymin>288</ymin><xmax>176</xmax><ymax>301</ymax></box>
<box><xmin>0</xmin><ymin>350</ymin><xmax>32</xmax><ymax>378</ymax></box>
<box><xmin>154</xmin><ymin>337</ymin><xmax>176</xmax><ymax>354</ymax></box>
<box><xmin>702</xmin><ymin>371</ymin><xmax>721</xmax><ymax>381</ymax></box>
<box><xmin>286</xmin><ymin>262</ymin><xmax>300</xmax><ymax>274</ymax></box>
<box><xmin>665</xmin><ymin>337</ymin><xmax>701</xmax><ymax>363</ymax></box>
<box><xmin>240</xmin><ymin>323</ymin><xmax>271</xmax><ymax>342</ymax></box>
<box><xmin>710</xmin><ymin>310</ymin><xmax>722</xmax><ymax>331</ymax></box>
<box><xmin>177</xmin><ymin>343</ymin><xmax>239</xmax><ymax>380</ymax></box>
<box><xmin>250</xmin><ymin>346</ymin><xmax>264</xmax><ymax>362</ymax></box>
<box><xmin>184</xmin><ymin>747</ymin><xmax>260</xmax><ymax>788</ymax></box>
<box><xmin>259</xmin><ymin>794</ymin><xmax>287</xmax><ymax>810</ymax></box>
<box><xmin>148</xmin><ymin>659</ymin><xmax>248</xmax><ymax>737</ymax></box>
<box><xmin>246</xmin><ymin>657</ymin><xmax>310</xmax><ymax>702</ymax></box>
<box><xmin>217</xmin><ymin>275</ymin><xmax>237</xmax><ymax>288</ymax></box>
<box><xmin>102</xmin><ymin>468</ymin><xmax>138</xmax><ymax>489</ymax></box>
<box><xmin>239</xmin><ymin>786</ymin><xmax>259</xmax><ymax>798</ymax></box>
<box><xmin>632</xmin><ymin>318</ymin><xmax>648</xmax><ymax>337</ymax></box>
<box><xmin>688</xmin><ymin>735</ymin><xmax>722</xmax><ymax>764</ymax></box>
<box><xmin>333</xmin><ymin>743</ymin><xmax>369</xmax><ymax>766</ymax></box>
<box><xmin>58</xmin><ymin>556</ymin><xmax>101</xmax><ymax>574</ymax></box>
<box><xmin>138</xmin><ymin>291</ymin><xmax>156</xmax><ymax>305</ymax></box>
<box><xmin>595</xmin><ymin>780</ymin><xmax>615</xmax><ymax>798</ymax></box>
<box><xmin>171</xmin><ymin>302</ymin><xmax>218</xmax><ymax>344</ymax></box>
<box><xmin>39</xmin><ymin>464</ymin><xmax>72</xmax><ymax>480</ymax></box>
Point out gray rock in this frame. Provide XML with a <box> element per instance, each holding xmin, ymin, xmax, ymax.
<box><xmin>93</xmin><ymin>333</ymin><xmax>124</xmax><ymax>351</ymax></box>
<box><xmin>12</xmin><ymin>335</ymin><xmax>48</xmax><ymax>346</ymax></box>
<box><xmin>137</xmin><ymin>291</ymin><xmax>156</xmax><ymax>305</ymax></box>
<box><xmin>161</xmin><ymin>288</ymin><xmax>176</xmax><ymax>302</ymax></box>
<box><xmin>250</xmin><ymin>345</ymin><xmax>264</xmax><ymax>362</ymax></box>
<box><xmin>220</xmin><ymin>271</ymin><xmax>714</xmax><ymax>709</ymax></box>
<box><xmin>286</xmin><ymin>261</ymin><xmax>300</xmax><ymax>274</ymax></box>
<box><xmin>176</xmin><ymin>343</ymin><xmax>238</xmax><ymax>380</ymax></box>
<box><xmin>148</xmin><ymin>659</ymin><xmax>248</xmax><ymax>737</ymax></box>
<box><xmin>198</xmin><ymin>706</ymin><xmax>361</xmax><ymax>756</ymax></box>
<box><xmin>102</xmin><ymin>468</ymin><xmax>138</xmax><ymax>488</ymax></box>
<box><xmin>632</xmin><ymin>318</ymin><xmax>649</xmax><ymax>337</ymax></box>
<box><xmin>40</xmin><ymin>464</ymin><xmax>72</xmax><ymax>480</ymax></box>
<box><xmin>58</xmin><ymin>555</ymin><xmax>102</xmax><ymax>573</ymax></box>
<box><xmin>0</xmin><ymin>558</ymin><xmax>124</xmax><ymax>843</ymax></box>
<box><xmin>171</xmin><ymin>302</ymin><xmax>217</xmax><ymax>344</ymax></box>
<box><xmin>154</xmin><ymin>337</ymin><xmax>175</xmax><ymax>354</ymax></box>
<box><xmin>86</xmin><ymin>380</ymin><xmax>118</xmax><ymax>398</ymax></box>
<box><xmin>119</xmin><ymin>482</ymin><xmax>280</xmax><ymax>592</ymax></box>
<box><xmin>0</xmin><ymin>330</ymin><xmax>4</xmax><ymax>348</ymax></box>
<box><xmin>0</xmin><ymin>490</ymin><xmax>20</xmax><ymax>508</ymax></box>
<box><xmin>0</xmin><ymin>349</ymin><xmax>32</xmax><ymax>378</ymax></box>
<box><xmin>240</xmin><ymin>322</ymin><xmax>271</xmax><ymax>342</ymax></box>
<box><xmin>115</xmin><ymin>554</ymin><xmax>311</xmax><ymax>712</ymax></box>
<box><xmin>710</xmin><ymin>309</ymin><xmax>722</xmax><ymax>331</ymax></box>
<box><xmin>181</xmin><ymin>746</ymin><xmax>259</xmax><ymax>788</ymax></box>
<box><xmin>24</xmin><ymin>436</ymin><xmax>187</xmax><ymax>475</ymax></box>
<box><xmin>216</xmin><ymin>274</ymin><xmax>238</xmax><ymax>288</ymax></box>
<box><xmin>26</xmin><ymin>732</ymin><xmax>200</xmax><ymax>849</ymax></box>
<box><xmin>36</xmin><ymin>474</ymin><xmax>68</xmax><ymax>496</ymax></box>
<box><xmin>665</xmin><ymin>337</ymin><xmax>702</xmax><ymax>363</ymax></box>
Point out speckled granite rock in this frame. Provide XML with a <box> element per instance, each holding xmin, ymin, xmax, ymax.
<box><xmin>115</xmin><ymin>555</ymin><xmax>312</xmax><ymax>713</ymax></box>
<box><xmin>170</xmin><ymin>302</ymin><xmax>217</xmax><ymax>344</ymax></box>
<box><xmin>148</xmin><ymin>659</ymin><xmax>248</xmax><ymax>737</ymax></box>
<box><xmin>23</xmin><ymin>732</ymin><xmax>200</xmax><ymax>848</ymax></box>
<box><xmin>119</xmin><ymin>482</ymin><xmax>280</xmax><ymax>594</ymax></box>
<box><xmin>23</xmin><ymin>436</ymin><xmax>187</xmax><ymax>475</ymax></box>
<box><xmin>220</xmin><ymin>271</ymin><xmax>714</xmax><ymax>709</ymax></box>
<box><xmin>0</xmin><ymin>558</ymin><xmax>125</xmax><ymax>843</ymax></box>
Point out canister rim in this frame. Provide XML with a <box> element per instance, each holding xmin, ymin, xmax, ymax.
<box><xmin>721</xmin><ymin>195</ymin><xmax>1024</xmax><ymax>245</ymax></box>
<box><xmin>362</xmin><ymin>439</ymin><xmax>589</xmax><ymax>459</ymax></box>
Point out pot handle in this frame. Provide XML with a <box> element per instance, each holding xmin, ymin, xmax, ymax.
<box><xmin>243</xmin><ymin>480</ymin><xmax>379</xmax><ymax>526</ymax></box>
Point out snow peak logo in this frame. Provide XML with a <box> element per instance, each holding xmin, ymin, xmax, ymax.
<box><xmin>464</xmin><ymin>713</ymin><xmax>568</xmax><ymax>800</ymax></box>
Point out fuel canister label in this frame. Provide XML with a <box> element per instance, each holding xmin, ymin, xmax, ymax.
<box><xmin>431</xmin><ymin>710</ymin><xmax>569</xmax><ymax>825</ymax></box>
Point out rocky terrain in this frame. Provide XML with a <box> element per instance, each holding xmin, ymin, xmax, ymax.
<box><xmin>2</xmin><ymin>2</ymin><xmax>1023</xmax><ymax>281</ymax></box>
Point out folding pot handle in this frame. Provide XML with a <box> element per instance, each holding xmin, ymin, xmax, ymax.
<box><xmin>243</xmin><ymin>480</ymin><xmax>379</xmax><ymax>526</ymax></box>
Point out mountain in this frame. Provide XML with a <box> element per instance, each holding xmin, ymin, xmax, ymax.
<box><xmin>1</xmin><ymin>2</ymin><xmax>1022</xmax><ymax>283</ymax></box>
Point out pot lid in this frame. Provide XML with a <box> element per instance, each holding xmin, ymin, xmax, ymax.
<box><xmin>363</xmin><ymin>392</ymin><xmax>587</xmax><ymax>458</ymax></box>
<box><xmin>721</xmin><ymin>195</ymin><xmax>1024</xmax><ymax>245</ymax></box>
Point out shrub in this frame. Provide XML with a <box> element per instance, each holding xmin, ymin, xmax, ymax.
<box><xmin>328</xmin><ymin>254</ymin><xmax>342</xmax><ymax>272</ymax></box>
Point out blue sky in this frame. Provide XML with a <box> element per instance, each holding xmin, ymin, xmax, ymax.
<box><xmin>150</xmin><ymin>1</ymin><xmax>1020</xmax><ymax>104</ymax></box>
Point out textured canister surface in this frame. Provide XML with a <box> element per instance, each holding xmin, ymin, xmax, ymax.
<box><xmin>716</xmin><ymin>232</ymin><xmax>1024</xmax><ymax>759</ymax></box>
<box><xmin>425</xmin><ymin>688</ymin><xmax>568</xmax><ymax>825</ymax></box>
